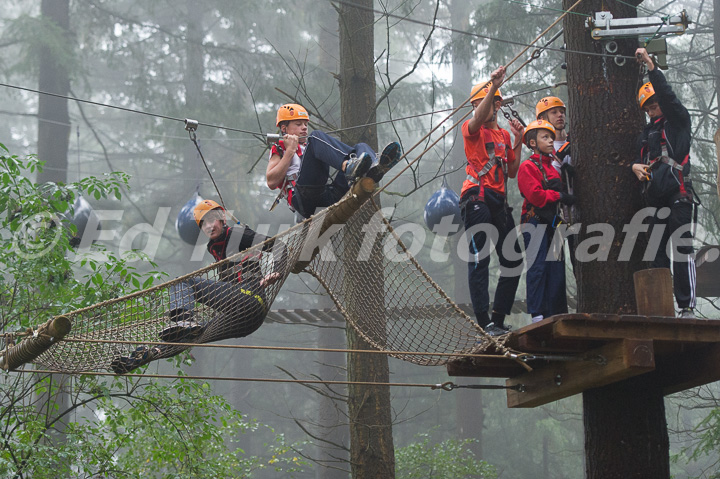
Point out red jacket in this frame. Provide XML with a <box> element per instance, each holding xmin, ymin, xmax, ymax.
<box><xmin>517</xmin><ymin>153</ymin><xmax>562</xmax><ymax>216</ymax></box>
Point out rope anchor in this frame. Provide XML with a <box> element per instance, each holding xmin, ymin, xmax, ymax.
<box><xmin>431</xmin><ymin>381</ymin><xmax>525</xmax><ymax>392</ymax></box>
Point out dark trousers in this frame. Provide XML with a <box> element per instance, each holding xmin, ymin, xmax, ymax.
<box><xmin>647</xmin><ymin>200</ymin><xmax>696</xmax><ymax>309</ymax></box>
<box><xmin>461</xmin><ymin>190</ymin><xmax>522</xmax><ymax>327</ymax></box>
<box><xmin>521</xmin><ymin>216</ymin><xmax>568</xmax><ymax>318</ymax></box>
<box><xmin>292</xmin><ymin>131</ymin><xmax>375</xmax><ymax>218</ymax></box>
<box><xmin>168</xmin><ymin>277</ymin><xmax>266</xmax><ymax>338</ymax></box>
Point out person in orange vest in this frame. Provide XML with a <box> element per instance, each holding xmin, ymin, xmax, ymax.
<box><xmin>632</xmin><ymin>47</ymin><xmax>696</xmax><ymax>319</ymax></box>
<box><xmin>517</xmin><ymin>120</ymin><xmax>576</xmax><ymax>323</ymax></box>
<box><xmin>266</xmin><ymin>103</ymin><xmax>402</xmax><ymax>219</ymax></box>
<box><xmin>460</xmin><ymin>66</ymin><xmax>524</xmax><ymax>336</ymax></box>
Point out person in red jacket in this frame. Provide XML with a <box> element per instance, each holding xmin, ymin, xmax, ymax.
<box><xmin>517</xmin><ymin>120</ymin><xmax>576</xmax><ymax>323</ymax></box>
<box><xmin>460</xmin><ymin>66</ymin><xmax>524</xmax><ymax>336</ymax></box>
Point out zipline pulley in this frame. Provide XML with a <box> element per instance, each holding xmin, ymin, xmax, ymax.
<box><xmin>184</xmin><ymin>118</ymin><xmax>199</xmax><ymax>141</ymax></box>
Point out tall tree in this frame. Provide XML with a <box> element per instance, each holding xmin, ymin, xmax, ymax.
<box><xmin>564</xmin><ymin>0</ymin><xmax>667</xmax><ymax>477</ymax></box>
<box><xmin>339</xmin><ymin>0</ymin><xmax>395</xmax><ymax>477</ymax></box>
<box><xmin>37</xmin><ymin>0</ymin><xmax>71</xmax><ymax>184</ymax></box>
<box><xmin>448</xmin><ymin>0</ymin><xmax>484</xmax><ymax>461</ymax></box>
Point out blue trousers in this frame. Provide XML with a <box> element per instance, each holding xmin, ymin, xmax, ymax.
<box><xmin>292</xmin><ymin>131</ymin><xmax>376</xmax><ymax>218</ymax></box>
<box><xmin>168</xmin><ymin>277</ymin><xmax>267</xmax><ymax>338</ymax></box>
<box><xmin>461</xmin><ymin>190</ymin><xmax>522</xmax><ymax>326</ymax></box>
<box><xmin>521</xmin><ymin>216</ymin><xmax>568</xmax><ymax>318</ymax></box>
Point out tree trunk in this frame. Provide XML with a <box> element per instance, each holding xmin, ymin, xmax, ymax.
<box><xmin>316</xmin><ymin>319</ymin><xmax>350</xmax><ymax>479</ymax></box>
<box><xmin>339</xmin><ymin>1</ymin><xmax>395</xmax><ymax>478</ymax></box>
<box><xmin>564</xmin><ymin>0</ymin><xmax>669</xmax><ymax>476</ymax></box>
<box><xmin>35</xmin><ymin>1</ymin><xmax>71</xmax><ymax>455</ymax></box>
<box><xmin>37</xmin><ymin>0</ymin><xmax>71</xmax><ymax>184</ymax></box>
<box><xmin>449</xmin><ymin>0</ymin><xmax>484</xmax><ymax>461</ymax></box>
<box><xmin>182</xmin><ymin>0</ymin><xmax>204</xmax><ymax>202</ymax></box>
<box><xmin>714</xmin><ymin>0</ymin><xmax>720</xmax><ymax>199</ymax></box>
<box><xmin>583</xmin><ymin>374</ymin><xmax>669</xmax><ymax>478</ymax></box>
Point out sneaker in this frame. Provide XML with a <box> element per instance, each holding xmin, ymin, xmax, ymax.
<box><xmin>484</xmin><ymin>322</ymin><xmax>511</xmax><ymax>337</ymax></box>
<box><xmin>344</xmin><ymin>152</ymin><xmax>373</xmax><ymax>182</ymax></box>
<box><xmin>679</xmin><ymin>307</ymin><xmax>696</xmax><ymax>319</ymax></box>
<box><xmin>367</xmin><ymin>141</ymin><xmax>402</xmax><ymax>182</ymax></box>
<box><xmin>159</xmin><ymin>319</ymin><xmax>205</xmax><ymax>342</ymax></box>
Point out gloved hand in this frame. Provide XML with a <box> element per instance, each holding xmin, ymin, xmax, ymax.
<box><xmin>560</xmin><ymin>162</ymin><xmax>576</xmax><ymax>179</ymax></box>
<box><xmin>559</xmin><ymin>192</ymin><xmax>576</xmax><ymax>205</ymax></box>
<box><xmin>546</xmin><ymin>178</ymin><xmax>563</xmax><ymax>192</ymax></box>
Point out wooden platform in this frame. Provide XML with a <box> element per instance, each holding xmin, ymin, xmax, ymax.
<box><xmin>447</xmin><ymin>314</ymin><xmax>720</xmax><ymax>408</ymax></box>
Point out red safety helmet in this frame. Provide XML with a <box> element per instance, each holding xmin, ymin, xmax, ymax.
<box><xmin>193</xmin><ymin>199</ymin><xmax>225</xmax><ymax>226</ymax></box>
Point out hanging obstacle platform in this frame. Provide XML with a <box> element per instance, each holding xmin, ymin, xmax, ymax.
<box><xmin>0</xmin><ymin>176</ymin><xmax>524</xmax><ymax>374</ymax></box>
<box><xmin>448</xmin><ymin>269</ymin><xmax>720</xmax><ymax>408</ymax></box>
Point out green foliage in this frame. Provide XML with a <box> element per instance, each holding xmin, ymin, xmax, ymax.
<box><xmin>0</xmin><ymin>146</ymin><xmax>306</xmax><ymax>478</ymax></box>
<box><xmin>395</xmin><ymin>433</ymin><xmax>497</xmax><ymax>479</ymax></box>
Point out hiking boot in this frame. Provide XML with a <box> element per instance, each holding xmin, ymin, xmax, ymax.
<box><xmin>367</xmin><ymin>141</ymin><xmax>402</xmax><ymax>182</ymax></box>
<box><xmin>159</xmin><ymin>319</ymin><xmax>205</xmax><ymax>342</ymax></box>
<box><xmin>110</xmin><ymin>345</ymin><xmax>154</xmax><ymax>374</ymax></box>
<box><xmin>484</xmin><ymin>322</ymin><xmax>511</xmax><ymax>337</ymax></box>
<box><xmin>679</xmin><ymin>307</ymin><xmax>696</xmax><ymax>319</ymax></box>
<box><xmin>344</xmin><ymin>152</ymin><xmax>373</xmax><ymax>182</ymax></box>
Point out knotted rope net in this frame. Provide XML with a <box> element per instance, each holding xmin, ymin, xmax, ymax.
<box><xmin>1</xmin><ymin>178</ymin><xmax>516</xmax><ymax>374</ymax></box>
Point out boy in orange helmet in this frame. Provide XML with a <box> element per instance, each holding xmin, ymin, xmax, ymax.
<box><xmin>535</xmin><ymin>96</ymin><xmax>570</xmax><ymax>175</ymax></box>
<box><xmin>535</xmin><ymin>96</ymin><xmax>577</xmax><ymax>270</ymax></box>
<box><xmin>632</xmin><ymin>47</ymin><xmax>696</xmax><ymax>319</ymax></box>
<box><xmin>266</xmin><ymin>103</ymin><xmax>402</xmax><ymax>219</ymax></box>
<box><xmin>460</xmin><ymin>66</ymin><xmax>525</xmax><ymax>336</ymax></box>
<box><xmin>517</xmin><ymin>120</ymin><xmax>576</xmax><ymax>323</ymax></box>
<box><xmin>111</xmin><ymin>200</ymin><xmax>285</xmax><ymax>373</ymax></box>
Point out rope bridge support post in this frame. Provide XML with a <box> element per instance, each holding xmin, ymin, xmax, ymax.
<box><xmin>0</xmin><ymin>316</ymin><xmax>71</xmax><ymax>371</ymax></box>
<box><xmin>292</xmin><ymin>177</ymin><xmax>377</xmax><ymax>274</ymax></box>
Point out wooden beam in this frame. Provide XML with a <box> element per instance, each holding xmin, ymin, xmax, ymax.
<box><xmin>447</xmin><ymin>356</ymin><xmax>526</xmax><ymax>378</ymax></box>
<box><xmin>552</xmin><ymin>315</ymin><xmax>720</xmax><ymax>343</ymax></box>
<box><xmin>506</xmin><ymin>339</ymin><xmax>656</xmax><ymax>408</ymax></box>
<box><xmin>656</xmin><ymin>343</ymin><xmax>720</xmax><ymax>395</ymax></box>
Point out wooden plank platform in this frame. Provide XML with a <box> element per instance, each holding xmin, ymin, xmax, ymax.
<box><xmin>446</xmin><ymin>314</ymin><xmax>720</xmax><ymax>408</ymax></box>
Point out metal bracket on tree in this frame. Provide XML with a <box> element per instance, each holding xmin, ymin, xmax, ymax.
<box><xmin>586</xmin><ymin>10</ymin><xmax>690</xmax><ymax>40</ymax></box>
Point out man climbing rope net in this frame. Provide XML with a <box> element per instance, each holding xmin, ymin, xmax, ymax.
<box><xmin>110</xmin><ymin>200</ymin><xmax>286</xmax><ymax>374</ymax></box>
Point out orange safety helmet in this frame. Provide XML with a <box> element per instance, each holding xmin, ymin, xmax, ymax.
<box><xmin>193</xmin><ymin>199</ymin><xmax>225</xmax><ymax>226</ymax></box>
<box><xmin>637</xmin><ymin>82</ymin><xmax>656</xmax><ymax>109</ymax></box>
<box><xmin>276</xmin><ymin>103</ymin><xmax>310</xmax><ymax>127</ymax></box>
<box><xmin>535</xmin><ymin>96</ymin><xmax>566</xmax><ymax>119</ymax></box>
<box><xmin>522</xmin><ymin>119</ymin><xmax>556</xmax><ymax>145</ymax></box>
<box><xmin>470</xmin><ymin>82</ymin><xmax>502</xmax><ymax>103</ymax></box>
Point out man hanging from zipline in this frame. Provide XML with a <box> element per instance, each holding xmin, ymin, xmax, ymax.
<box><xmin>110</xmin><ymin>200</ymin><xmax>286</xmax><ymax>374</ymax></box>
<box><xmin>266</xmin><ymin>103</ymin><xmax>403</xmax><ymax>219</ymax></box>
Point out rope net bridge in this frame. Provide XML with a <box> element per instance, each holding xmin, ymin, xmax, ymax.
<box><xmin>0</xmin><ymin>178</ymin><xmax>522</xmax><ymax>374</ymax></box>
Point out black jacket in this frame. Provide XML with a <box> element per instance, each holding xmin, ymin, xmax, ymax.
<box><xmin>207</xmin><ymin>224</ymin><xmax>285</xmax><ymax>288</ymax></box>
<box><xmin>637</xmin><ymin>68</ymin><xmax>692</xmax><ymax>204</ymax></box>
